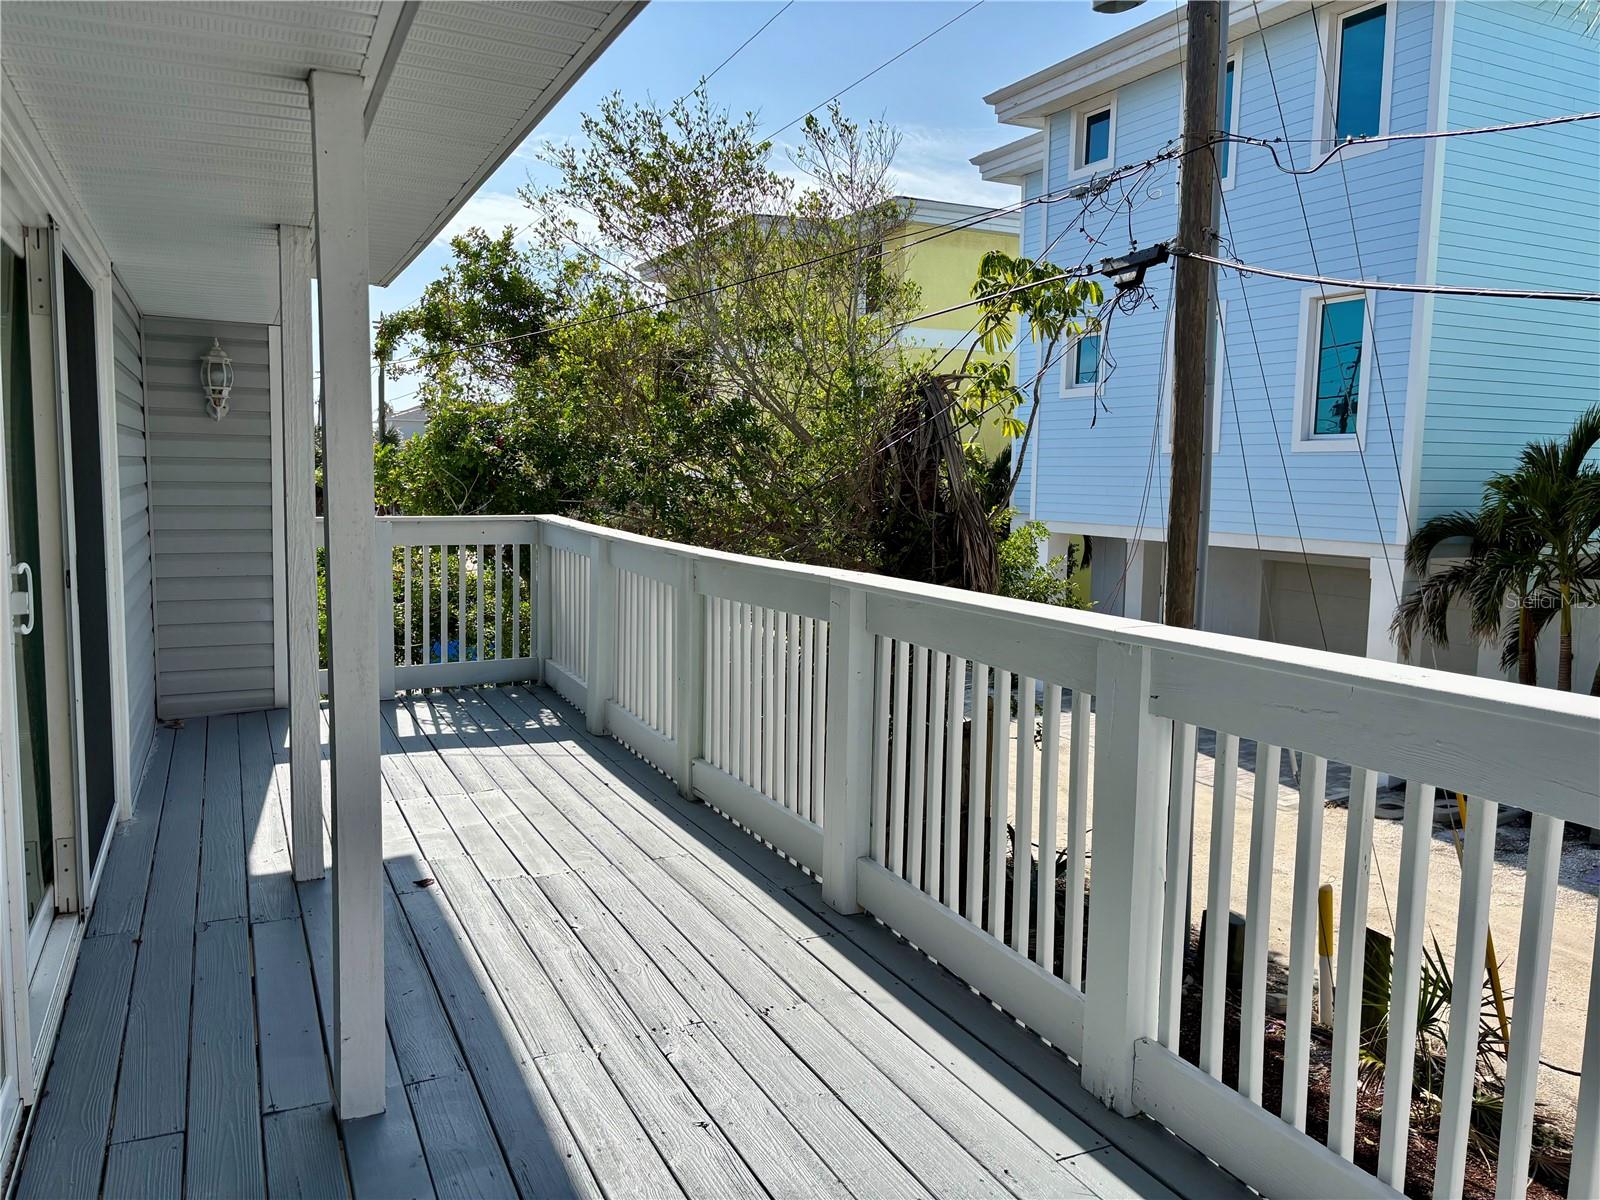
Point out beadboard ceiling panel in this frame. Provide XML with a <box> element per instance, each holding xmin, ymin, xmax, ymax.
<box><xmin>2</xmin><ymin>1</ymin><xmax>640</xmax><ymax>323</ymax></box>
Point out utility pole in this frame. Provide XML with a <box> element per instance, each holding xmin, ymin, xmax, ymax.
<box><xmin>375</xmin><ymin>315</ymin><xmax>388</xmax><ymax>444</ymax></box>
<box><xmin>1164</xmin><ymin>0</ymin><xmax>1229</xmax><ymax>628</ymax></box>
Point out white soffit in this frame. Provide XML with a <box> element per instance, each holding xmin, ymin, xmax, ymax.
<box><xmin>1</xmin><ymin>2</ymin><xmax>639</xmax><ymax>324</ymax></box>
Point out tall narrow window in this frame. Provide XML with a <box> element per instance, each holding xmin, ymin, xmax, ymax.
<box><xmin>1081</xmin><ymin>109</ymin><xmax>1111</xmax><ymax>167</ymax></box>
<box><xmin>1334</xmin><ymin>5</ymin><xmax>1386</xmax><ymax>141</ymax></box>
<box><xmin>1072</xmin><ymin>333</ymin><xmax>1101</xmax><ymax>388</ymax></box>
<box><xmin>1219</xmin><ymin>59</ymin><xmax>1237</xmax><ymax>177</ymax></box>
<box><xmin>1311</xmin><ymin>296</ymin><xmax>1364</xmax><ymax>435</ymax></box>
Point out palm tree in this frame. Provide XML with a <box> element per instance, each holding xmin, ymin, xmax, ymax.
<box><xmin>1392</xmin><ymin>405</ymin><xmax>1600</xmax><ymax>692</ymax></box>
<box><xmin>1391</xmin><ymin>509</ymin><xmax>1543</xmax><ymax>685</ymax></box>
<box><xmin>1483</xmin><ymin>404</ymin><xmax>1600</xmax><ymax>691</ymax></box>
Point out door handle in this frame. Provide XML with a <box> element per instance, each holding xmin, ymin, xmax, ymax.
<box><xmin>10</xmin><ymin>562</ymin><xmax>33</xmax><ymax>635</ymax></box>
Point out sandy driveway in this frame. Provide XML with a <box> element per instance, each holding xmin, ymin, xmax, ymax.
<box><xmin>994</xmin><ymin>702</ymin><xmax>1597</xmax><ymax>1124</ymax></box>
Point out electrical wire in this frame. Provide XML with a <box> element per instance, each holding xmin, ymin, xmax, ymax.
<box><xmin>699</xmin><ymin>1</ymin><xmax>794</xmax><ymax>89</ymax></box>
<box><xmin>1224</xmin><ymin>109</ymin><xmax>1600</xmax><ymax>176</ymax></box>
<box><xmin>1173</xmin><ymin>249</ymin><xmax>1600</xmax><ymax>302</ymax></box>
<box><xmin>764</xmin><ymin>0</ymin><xmax>986</xmax><ymax>139</ymax></box>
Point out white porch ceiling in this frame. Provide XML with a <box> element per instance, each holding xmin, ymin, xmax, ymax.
<box><xmin>1</xmin><ymin>1</ymin><xmax>639</xmax><ymax>324</ymax></box>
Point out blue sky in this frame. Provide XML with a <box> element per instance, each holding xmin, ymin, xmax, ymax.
<box><xmin>370</xmin><ymin>0</ymin><xmax>1156</xmax><ymax>413</ymax></box>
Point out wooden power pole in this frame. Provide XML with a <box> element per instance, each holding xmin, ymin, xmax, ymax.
<box><xmin>1164</xmin><ymin>0</ymin><xmax>1229</xmax><ymax>628</ymax></box>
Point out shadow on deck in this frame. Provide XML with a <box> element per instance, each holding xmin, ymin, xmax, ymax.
<box><xmin>12</xmin><ymin>685</ymin><xmax>1242</xmax><ymax>1199</ymax></box>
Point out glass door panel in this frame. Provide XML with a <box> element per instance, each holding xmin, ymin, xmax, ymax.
<box><xmin>2</xmin><ymin>241</ymin><xmax>53</xmax><ymax>925</ymax></box>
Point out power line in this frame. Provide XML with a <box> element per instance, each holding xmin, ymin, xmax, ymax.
<box><xmin>765</xmin><ymin>0</ymin><xmax>986</xmax><ymax>139</ymax></box>
<box><xmin>1173</xmin><ymin>250</ymin><xmax>1600</xmax><ymax>301</ymax></box>
<box><xmin>699</xmin><ymin>1</ymin><xmax>794</xmax><ymax>88</ymax></box>
<box><xmin>1225</xmin><ymin>109</ymin><xmax>1600</xmax><ymax>176</ymax></box>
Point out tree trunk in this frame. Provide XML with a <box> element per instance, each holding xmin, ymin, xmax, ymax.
<box><xmin>1518</xmin><ymin>606</ymin><xmax>1538</xmax><ymax>687</ymax></box>
<box><xmin>1557</xmin><ymin>586</ymin><xmax>1573</xmax><ymax>691</ymax></box>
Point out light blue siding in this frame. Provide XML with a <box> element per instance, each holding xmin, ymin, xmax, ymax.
<box><xmin>1419</xmin><ymin>1</ymin><xmax>1600</xmax><ymax>518</ymax></box>
<box><xmin>1023</xmin><ymin>1</ymin><xmax>1436</xmax><ymax>547</ymax></box>
<box><xmin>1014</xmin><ymin>169</ymin><xmax>1044</xmax><ymax>515</ymax></box>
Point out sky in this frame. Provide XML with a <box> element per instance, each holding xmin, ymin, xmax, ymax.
<box><xmin>369</xmin><ymin>0</ymin><xmax>1157</xmax><ymax>414</ymax></box>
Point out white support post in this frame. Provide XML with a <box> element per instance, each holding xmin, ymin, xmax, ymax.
<box><xmin>1082</xmin><ymin>638</ymin><xmax>1171</xmax><ymax>1114</ymax></box>
<box><xmin>821</xmin><ymin>584</ymin><xmax>872</xmax><ymax>914</ymax></box>
<box><xmin>585</xmin><ymin>536</ymin><xmax>615</xmax><ymax>735</ymax></box>
<box><xmin>534</xmin><ymin>521</ymin><xmax>552</xmax><ymax>684</ymax></box>
<box><xmin>278</xmin><ymin>224</ymin><xmax>323</xmax><ymax>883</ymax></box>
<box><xmin>308</xmin><ymin>68</ymin><xmax>384</xmax><ymax>1121</ymax></box>
<box><xmin>673</xmin><ymin>556</ymin><xmax>703</xmax><ymax>798</ymax></box>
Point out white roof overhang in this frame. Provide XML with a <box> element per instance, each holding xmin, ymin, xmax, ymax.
<box><xmin>0</xmin><ymin>1</ymin><xmax>641</xmax><ymax>323</ymax></box>
<box><xmin>984</xmin><ymin>0</ymin><xmax>1299</xmax><ymax>128</ymax></box>
<box><xmin>969</xmin><ymin>133</ymin><xmax>1045</xmax><ymax>186</ymax></box>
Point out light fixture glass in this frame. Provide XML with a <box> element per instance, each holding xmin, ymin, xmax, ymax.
<box><xmin>200</xmin><ymin>337</ymin><xmax>233</xmax><ymax>420</ymax></box>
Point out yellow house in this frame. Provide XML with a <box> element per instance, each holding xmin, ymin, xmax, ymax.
<box><xmin>890</xmin><ymin>196</ymin><xmax>1020</xmax><ymax>454</ymax></box>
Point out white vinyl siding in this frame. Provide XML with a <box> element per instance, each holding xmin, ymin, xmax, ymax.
<box><xmin>143</xmin><ymin>317</ymin><xmax>276</xmax><ymax>717</ymax></box>
<box><xmin>112</xmin><ymin>279</ymin><xmax>157</xmax><ymax>772</ymax></box>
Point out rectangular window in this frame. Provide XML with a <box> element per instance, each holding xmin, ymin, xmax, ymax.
<box><xmin>1220</xmin><ymin>60</ymin><xmax>1236</xmax><ymax>177</ymax></box>
<box><xmin>1073</xmin><ymin>334</ymin><xmax>1101</xmax><ymax>387</ymax></box>
<box><xmin>1311</xmin><ymin>296</ymin><xmax>1364</xmax><ymax>435</ymax></box>
<box><xmin>1334</xmin><ymin>5</ymin><xmax>1386</xmax><ymax>141</ymax></box>
<box><xmin>1081</xmin><ymin>109</ymin><xmax>1111</xmax><ymax>167</ymax></box>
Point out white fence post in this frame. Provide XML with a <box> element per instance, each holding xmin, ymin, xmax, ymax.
<box><xmin>1081</xmin><ymin>638</ymin><xmax>1170</xmax><ymax>1115</ymax></box>
<box><xmin>673</xmin><ymin>556</ymin><xmax>703</xmax><ymax>798</ymax></box>
<box><xmin>534</xmin><ymin>520</ymin><xmax>552</xmax><ymax>685</ymax></box>
<box><xmin>374</xmin><ymin>520</ymin><xmax>395</xmax><ymax>700</ymax></box>
<box><xmin>585</xmin><ymin>535</ymin><xmax>615</xmax><ymax>735</ymax></box>
<box><xmin>821</xmin><ymin>584</ymin><xmax>872</xmax><ymax>914</ymax></box>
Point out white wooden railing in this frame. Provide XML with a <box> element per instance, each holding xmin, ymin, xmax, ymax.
<box><xmin>363</xmin><ymin>514</ymin><xmax>1600</xmax><ymax>1200</ymax></box>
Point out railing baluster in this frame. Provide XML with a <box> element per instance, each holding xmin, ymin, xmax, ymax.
<box><xmin>401</xmin><ymin>543</ymin><xmax>412</xmax><ymax>666</ymax></box>
<box><xmin>1282</xmin><ymin>752</ymin><xmax>1327</xmax><ymax>1130</ymax></box>
<box><xmin>1064</xmin><ymin>688</ymin><xmax>1090</xmax><ymax>990</ymax></box>
<box><xmin>1200</xmin><ymin>731</ymin><xmax>1240</xmax><ymax>1079</ymax></box>
<box><xmin>906</xmin><ymin>646</ymin><xmax>929</xmax><ymax>890</ymax></box>
<box><xmin>943</xmin><ymin>656</ymin><xmax>965</xmax><ymax>909</ymax></box>
<box><xmin>987</xmin><ymin>669</ymin><xmax>1011</xmax><ymax>938</ymax></box>
<box><xmin>1035</xmin><ymin>682</ymin><xmax>1061</xmax><ymax>973</ymax></box>
<box><xmin>512</xmin><ymin>541</ymin><xmax>523</xmax><ymax>662</ymax></box>
<box><xmin>785</xmin><ymin>613</ymin><xmax>801</xmax><ymax>812</ymax></box>
<box><xmin>1377</xmin><ymin>778</ymin><xmax>1434</xmax><ymax>1188</ymax></box>
<box><xmin>456</xmin><ymin>542</ymin><xmax>466</xmax><ymax>663</ymax></box>
<box><xmin>810</xmin><ymin>618</ymin><xmax>828</xmax><ymax>824</ymax></box>
<box><xmin>1240</xmin><ymin>743</ymin><xmax>1282</xmax><ymax>1104</ymax></box>
<box><xmin>475</xmin><ymin>543</ymin><xmax>485</xmax><ymax>664</ymax></box>
<box><xmin>870</xmin><ymin>636</ymin><xmax>890</xmax><ymax>865</ymax></box>
<box><xmin>1011</xmin><ymin>675</ymin><xmax>1037</xmax><ymax>957</ymax></box>
<box><xmin>926</xmin><ymin>650</ymin><xmax>947</xmax><ymax>899</ymax></box>
<box><xmin>437</xmin><ymin>544</ymin><xmax>448</xmax><ymax>663</ymax></box>
<box><xmin>1434</xmin><ymin>794</ymin><xmax>1500</xmax><ymax>1199</ymax></box>
<box><xmin>768</xmin><ymin>611</ymin><xmax>780</xmax><ymax>800</ymax></box>
<box><xmin>888</xmin><ymin>639</ymin><xmax>909</xmax><ymax>878</ymax></box>
<box><xmin>1570</xmin><ymin>910</ymin><xmax>1600</xmax><ymax>1200</ymax></box>
<box><xmin>965</xmin><ymin>663</ymin><xmax>989</xmax><ymax>924</ymax></box>
<box><xmin>773</xmin><ymin>607</ymin><xmax>787</xmax><ymax>809</ymax></box>
<box><xmin>1496</xmin><ymin>811</ymin><xmax>1563</xmax><ymax>1200</ymax></box>
<box><xmin>737</xmin><ymin>603</ymin><xmax>752</xmax><ymax>785</ymax></box>
<box><xmin>1158</xmin><ymin>721</ymin><xmax>1197</xmax><ymax>1044</ymax></box>
<box><xmin>795</xmin><ymin>613</ymin><xmax>810</xmax><ymax>805</ymax></box>
<box><xmin>421</xmin><ymin>543</ymin><xmax>432</xmax><ymax>663</ymax></box>
<box><xmin>1329</xmin><ymin>766</ymin><xmax>1378</xmax><ymax>1159</ymax></box>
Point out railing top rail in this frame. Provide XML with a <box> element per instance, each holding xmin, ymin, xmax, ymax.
<box><xmin>534</xmin><ymin>514</ymin><xmax>1600</xmax><ymax>735</ymax></box>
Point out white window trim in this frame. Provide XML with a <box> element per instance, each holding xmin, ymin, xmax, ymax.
<box><xmin>1291</xmin><ymin>287</ymin><xmax>1373</xmax><ymax>452</ymax></box>
<box><xmin>1174</xmin><ymin>54</ymin><xmax>1244</xmax><ymax>200</ymax></box>
<box><xmin>1060</xmin><ymin>327</ymin><xmax>1107</xmax><ymax>399</ymax></box>
<box><xmin>1163</xmin><ymin>299</ymin><xmax>1227</xmax><ymax>453</ymax></box>
<box><xmin>1067</xmin><ymin>93</ymin><xmax>1117</xmax><ymax>180</ymax></box>
<box><xmin>1309</xmin><ymin>0</ymin><xmax>1397</xmax><ymax>161</ymax></box>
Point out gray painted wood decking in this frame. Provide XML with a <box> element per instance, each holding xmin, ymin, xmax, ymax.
<box><xmin>12</xmin><ymin>686</ymin><xmax>1239</xmax><ymax>1199</ymax></box>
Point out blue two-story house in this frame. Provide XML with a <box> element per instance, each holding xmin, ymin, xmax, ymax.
<box><xmin>973</xmin><ymin>0</ymin><xmax>1599</xmax><ymax>682</ymax></box>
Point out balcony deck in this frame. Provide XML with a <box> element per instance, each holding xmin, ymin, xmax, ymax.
<box><xmin>12</xmin><ymin>684</ymin><xmax>1239</xmax><ymax>1200</ymax></box>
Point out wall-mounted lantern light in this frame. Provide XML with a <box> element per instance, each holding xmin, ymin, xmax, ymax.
<box><xmin>200</xmin><ymin>337</ymin><xmax>233</xmax><ymax>420</ymax></box>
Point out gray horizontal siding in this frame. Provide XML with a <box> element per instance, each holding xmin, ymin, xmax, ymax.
<box><xmin>113</xmin><ymin>279</ymin><xmax>157</xmax><ymax>771</ymax></box>
<box><xmin>144</xmin><ymin>317</ymin><xmax>275</xmax><ymax>718</ymax></box>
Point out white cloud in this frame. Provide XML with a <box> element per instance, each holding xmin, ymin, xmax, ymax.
<box><xmin>433</xmin><ymin>191</ymin><xmax>535</xmax><ymax>244</ymax></box>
